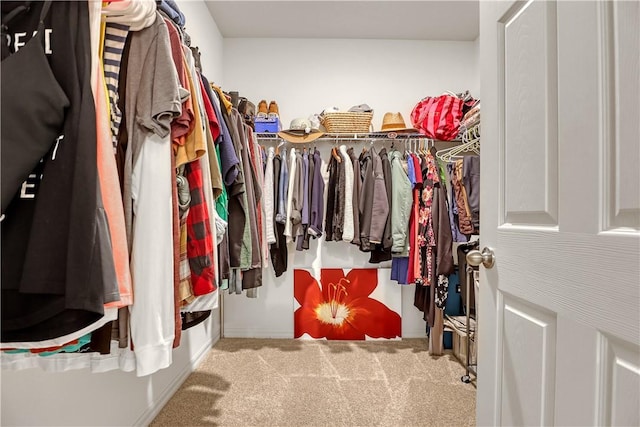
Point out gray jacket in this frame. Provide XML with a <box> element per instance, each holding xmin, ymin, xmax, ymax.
<box><xmin>389</xmin><ymin>150</ymin><xmax>412</xmax><ymax>253</ymax></box>
<box><xmin>358</xmin><ymin>149</ymin><xmax>374</xmax><ymax>251</ymax></box>
<box><xmin>290</xmin><ymin>150</ymin><xmax>305</xmax><ymax>240</ymax></box>
<box><xmin>379</xmin><ymin>148</ymin><xmax>393</xmax><ymax>251</ymax></box>
<box><xmin>368</xmin><ymin>147</ymin><xmax>389</xmax><ymax>245</ymax></box>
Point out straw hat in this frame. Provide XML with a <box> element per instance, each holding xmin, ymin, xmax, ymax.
<box><xmin>380</xmin><ymin>112</ymin><xmax>417</xmax><ymax>133</ymax></box>
<box><xmin>278</xmin><ymin>118</ymin><xmax>324</xmax><ymax>143</ymax></box>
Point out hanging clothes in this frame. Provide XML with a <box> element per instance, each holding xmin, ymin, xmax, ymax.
<box><xmin>239</xmin><ymin>124</ymin><xmax>262</xmax><ymax>290</ymax></box>
<box><xmin>389</xmin><ymin>149</ymin><xmax>412</xmax><ymax>254</ymax></box>
<box><xmin>340</xmin><ymin>145</ymin><xmax>355</xmax><ymax>243</ymax></box>
<box><xmin>358</xmin><ymin>148</ymin><xmax>374</xmax><ymax>251</ymax></box>
<box><xmin>226</xmin><ymin>109</ymin><xmax>249</xmax><ymax>274</ymax></box>
<box><xmin>299</xmin><ymin>148</ymin><xmax>315</xmax><ymax>250</ymax></box>
<box><xmin>444</xmin><ymin>161</ymin><xmax>468</xmax><ymax>242</ymax></box>
<box><xmin>124</xmin><ymin>12</ymin><xmax>182</xmax><ymax>377</ymax></box>
<box><xmin>270</xmin><ymin>150</ymin><xmax>288</xmax><ymax>276</ymax></box>
<box><xmin>390</xmin><ymin>150</ymin><xmax>414</xmax><ymax>285</ymax></box>
<box><xmin>95</xmin><ymin>12</ymin><xmax>133</xmax><ymax>311</ymax></box>
<box><xmin>369</xmin><ymin>147</ymin><xmax>393</xmax><ymax>263</ymax></box>
<box><xmin>1</xmin><ymin>1</ymin><xmax>116</xmax><ymax>343</ymax></box>
<box><xmin>91</xmin><ymin>3</ymin><xmax>134</xmax><ymax>353</ymax></box>
<box><xmin>347</xmin><ymin>147</ymin><xmax>361</xmax><ymax>246</ymax></box>
<box><xmin>411</xmin><ymin>148</ymin><xmax>455</xmax><ymax>356</ymax></box>
<box><xmin>407</xmin><ymin>153</ymin><xmax>423</xmax><ymax>284</ymax></box>
<box><xmin>264</xmin><ymin>147</ymin><xmax>276</xmax><ymax>244</ymax></box>
<box><xmin>368</xmin><ymin>147</ymin><xmax>389</xmax><ymax>246</ymax></box>
<box><xmin>452</xmin><ymin>159</ymin><xmax>474</xmax><ymax>235</ymax></box>
<box><xmin>332</xmin><ymin>150</ymin><xmax>346</xmax><ymax>241</ymax></box>
<box><xmin>296</xmin><ymin>150</ymin><xmax>310</xmax><ymax>251</ymax></box>
<box><xmin>284</xmin><ymin>147</ymin><xmax>297</xmax><ymax>242</ymax></box>
<box><xmin>248</xmin><ymin>129</ymin><xmax>267</xmax><ymax>270</ymax></box>
<box><xmin>309</xmin><ymin>148</ymin><xmax>325</xmax><ymax>238</ymax></box>
<box><xmin>324</xmin><ymin>152</ymin><xmax>338</xmax><ymax>241</ymax></box>
<box><xmin>463</xmin><ymin>155</ymin><xmax>480</xmax><ymax>233</ymax></box>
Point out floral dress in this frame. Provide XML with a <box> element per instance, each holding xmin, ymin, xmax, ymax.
<box><xmin>415</xmin><ymin>153</ymin><xmax>439</xmax><ymax>286</ymax></box>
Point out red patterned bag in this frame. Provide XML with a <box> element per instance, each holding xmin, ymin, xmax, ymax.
<box><xmin>410</xmin><ymin>95</ymin><xmax>464</xmax><ymax>141</ymax></box>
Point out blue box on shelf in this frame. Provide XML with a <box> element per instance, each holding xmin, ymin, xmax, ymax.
<box><xmin>255</xmin><ymin>116</ymin><xmax>281</xmax><ymax>133</ymax></box>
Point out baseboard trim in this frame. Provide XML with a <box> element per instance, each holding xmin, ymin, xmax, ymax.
<box><xmin>222</xmin><ymin>329</ymin><xmax>426</xmax><ymax>339</ymax></box>
<box><xmin>403</xmin><ymin>331</ymin><xmax>429</xmax><ymax>338</ymax></box>
<box><xmin>135</xmin><ymin>330</ymin><xmax>220</xmax><ymax>426</ymax></box>
<box><xmin>223</xmin><ymin>328</ymin><xmax>293</xmax><ymax>339</ymax></box>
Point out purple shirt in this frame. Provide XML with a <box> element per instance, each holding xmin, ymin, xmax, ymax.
<box><xmin>406</xmin><ymin>153</ymin><xmax>416</xmax><ymax>188</ymax></box>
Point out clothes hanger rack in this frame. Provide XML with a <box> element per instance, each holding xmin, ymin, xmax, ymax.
<box><xmin>254</xmin><ymin>132</ymin><xmax>462</xmax><ymax>144</ymax></box>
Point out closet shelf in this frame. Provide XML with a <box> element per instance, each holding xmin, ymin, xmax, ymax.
<box><xmin>255</xmin><ymin>132</ymin><xmax>463</xmax><ymax>143</ymax></box>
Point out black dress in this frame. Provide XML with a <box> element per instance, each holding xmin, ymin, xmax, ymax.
<box><xmin>1</xmin><ymin>1</ymin><xmax>116</xmax><ymax>342</ymax></box>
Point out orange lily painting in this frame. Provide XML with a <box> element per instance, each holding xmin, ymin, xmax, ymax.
<box><xmin>294</xmin><ymin>269</ymin><xmax>402</xmax><ymax>340</ymax></box>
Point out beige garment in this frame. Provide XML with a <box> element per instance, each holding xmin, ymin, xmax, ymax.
<box><xmin>429</xmin><ymin>308</ymin><xmax>445</xmax><ymax>356</ymax></box>
<box><xmin>179</xmin><ymin>216</ymin><xmax>195</xmax><ymax>304</ymax></box>
<box><xmin>212</xmin><ymin>85</ymin><xmax>233</xmax><ymax>114</ymax></box>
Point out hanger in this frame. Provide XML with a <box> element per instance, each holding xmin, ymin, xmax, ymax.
<box><xmin>276</xmin><ymin>139</ymin><xmax>284</xmax><ymax>155</ymax></box>
<box><xmin>419</xmin><ymin>139</ymin><xmax>427</xmax><ymax>156</ymax></box>
<box><xmin>435</xmin><ymin>123</ymin><xmax>480</xmax><ymax>162</ymax></box>
<box><xmin>331</xmin><ymin>145</ymin><xmax>342</xmax><ymax>163</ymax></box>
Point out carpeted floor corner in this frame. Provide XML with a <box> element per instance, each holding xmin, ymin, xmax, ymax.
<box><xmin>151</xmin><ymin>338</ymin><xmax>476</xmax><ymax>427</ymax></box>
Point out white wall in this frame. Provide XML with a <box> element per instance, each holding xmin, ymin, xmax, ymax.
<box><xmin>221</xmin><ymin>38</ymin><xmax>479</xmax><ymax>339</ymax></box>
<box><xmin>472</xmin><ymin>36</ymin><xmax>481</xmax><ymax>98</ymax></box>
<box><xmin>222</xmin><ymin>38</ymin><xmax>480</xmax><ymax>130</ymax></box>
<box><xmin>178</xmin><ymin>0</ymin><xmax>224</xmax><ymax>84</ymax></box>
<box><xmin>223</xmin><ymin>227</ymin><xmax>431</xmax><ymax>339</ymax></box>
<box><xmin>1</xmin><ymin>2</ymin><xmax>225</xmax><ymax>426</ymax></box>
<box><xmin>1</xmin><ymin>320</ymin><xmax>219</xmax><ymax>426</ymax></box>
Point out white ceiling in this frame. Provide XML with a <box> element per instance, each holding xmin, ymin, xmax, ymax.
<box><xmin>204</xmin><ymin>1</ymin><xmax>479</xmax><ymax>41</ymax></box>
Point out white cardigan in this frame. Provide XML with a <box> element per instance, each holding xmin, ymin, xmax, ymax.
<box><xmin>339</xmin><ymin>145</ymin><xmax>355</xmax><ymax>242</ymax></box>
<box><xmin>264</xmin><ymin>147</ymin><xmax>276</xmax><ymax>245</ymax></box>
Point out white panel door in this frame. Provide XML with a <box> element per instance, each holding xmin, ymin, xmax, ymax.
<box><xmin>479</xmin><ymin>1</ymin><xmax>640</xmax><ymax>425</ymax></box>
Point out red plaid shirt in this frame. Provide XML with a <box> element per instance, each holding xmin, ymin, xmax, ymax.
<box><xmin>185</xmin><ymin>160</ymin><xmax>216</xmax><ymax>296</ymax></box>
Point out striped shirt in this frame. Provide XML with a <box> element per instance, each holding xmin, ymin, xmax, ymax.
<box><xmin>103</xmin><ymin>22</ymin><xmax>129</xmax><ymax>149</ymax></box>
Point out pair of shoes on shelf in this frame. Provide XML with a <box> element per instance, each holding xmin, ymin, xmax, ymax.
<box><xmin>257</xmin><ymin>99</ymin><xmax>279</xmax><ymax>118</ymax></box>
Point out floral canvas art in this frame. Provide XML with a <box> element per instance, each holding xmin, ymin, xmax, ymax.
<box><xmin>294</xmin><ymin>268</ymin><xmax>402</xmax><ymax>340</ymax></box>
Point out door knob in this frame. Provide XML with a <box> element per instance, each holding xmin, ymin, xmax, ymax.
<box><xmin>466</xmin><ymin>247</ymin><xmax>496</xmax><ymax>269</ymax></box>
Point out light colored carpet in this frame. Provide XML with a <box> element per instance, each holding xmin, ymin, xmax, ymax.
<box><xmin>151</xmin><ymin>338</ymin><xmax>476</xmax><ymax>427</ymax></box>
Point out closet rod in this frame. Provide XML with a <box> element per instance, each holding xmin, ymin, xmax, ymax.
<box><xmin>254</xmin><ymin>132</ymin><xmax>463</xmax><ymax>143</ymax></box>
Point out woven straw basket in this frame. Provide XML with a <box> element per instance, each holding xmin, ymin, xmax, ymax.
<box><xmin>321</xmin><ymin>112</ymin><xmax>374</xmax><ymax>133</ymax></box>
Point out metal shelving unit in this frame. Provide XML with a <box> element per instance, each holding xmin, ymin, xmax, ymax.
<box><xmin>254</xmin><ymin>131</ymin><xmax>443</xmax><ymax>141</ymax></box>
<box><xmin>445</xmin><ymin>241</ymin><xmax>480</xmax><ymax>385</ymax></box>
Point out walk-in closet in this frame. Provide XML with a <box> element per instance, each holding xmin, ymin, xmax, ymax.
<box><xmin>2</xmin><ymin>1</ymin><xmax>639</xmax><ymax>426</ymax></box>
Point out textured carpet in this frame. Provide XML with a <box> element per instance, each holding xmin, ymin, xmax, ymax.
<box><xmin>151</xmin><ymin>338</ymin><xmax>476</xmax><ymax>427</ymax></box>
